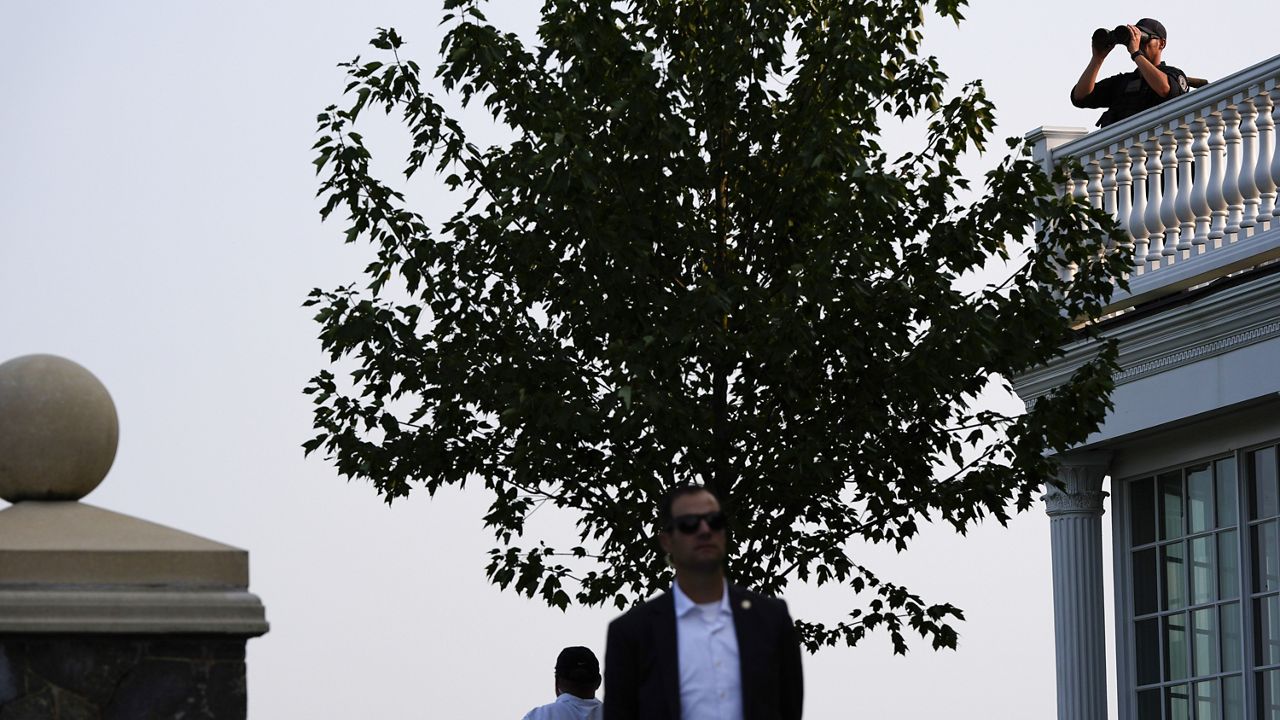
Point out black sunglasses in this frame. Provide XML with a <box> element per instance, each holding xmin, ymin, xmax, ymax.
<box><xmin>667</xmin><ymin>511</ymin><xmax>728</xmax><ymax>534</ymax></box>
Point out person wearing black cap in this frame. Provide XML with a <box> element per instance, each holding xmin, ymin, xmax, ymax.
<box><xmin>603</xmin><ymin>484</ymin><xmax>803</xmax><ymax>720</ymax></box>
<box><xmin>1071</xmin><ymin>18</ymin><xmax>1189</xmax><ymax>127</ymax></box>
<box><xmin>521</xmin><ymin>646</ymin><xmax>604</xmax><ymax>720</ymax></box>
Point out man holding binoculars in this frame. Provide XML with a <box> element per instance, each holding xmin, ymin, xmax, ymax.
<box><xmin>1071</xmin><ymin>17</ymin><xmax>1189</xmax><ymax>128</ymax></box>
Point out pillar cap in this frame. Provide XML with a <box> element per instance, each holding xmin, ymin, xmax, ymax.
<box><xmin>0</xmin><ymin>354</ymin><xmax>118</xmax><ymax>502</ymax></box>
<box><xmin>0</xmin><ymin>355</ymin><xmax>267</xmax><ymax>636</ymax></box>
<box><xmin>0</xmin><ymin>501</ymin><xmax>247</xmax><ymax>587</ymax></box>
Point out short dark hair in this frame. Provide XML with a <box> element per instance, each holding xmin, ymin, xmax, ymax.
<box><xmin>657</xmin><ymin>483</ymin><xmax>719</xmax><ymax>531</ymax></box>
<box><xmin>557</xmin><ymin>675</ymin><xmax>600</xmax><ymax>698</ymax></box>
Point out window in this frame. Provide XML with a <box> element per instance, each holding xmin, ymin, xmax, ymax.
<box><xmin>1126</xmin><ymin>444</ymin><xmax>1280</xmax><ymax>719</ymax></box>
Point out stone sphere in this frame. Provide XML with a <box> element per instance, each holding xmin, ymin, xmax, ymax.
<box><xmin>0</xmin><ymin>355</ymin><xmax>119</xmax><ymax>502</ymax></box>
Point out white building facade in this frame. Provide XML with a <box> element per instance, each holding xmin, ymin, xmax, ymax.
<box><xmin>1018</xmin><ymin>53</ymin><xmax>1280</xmax><ymax>720</ymax></box>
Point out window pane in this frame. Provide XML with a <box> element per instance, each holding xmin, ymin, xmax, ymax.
<box><xmin>1167</xmin><ymin>683</ymin><xmax>1190</xmax><ymax>720</ymax></box>
<box><xmin>1195</xmin><ymin>679</ymin><xmax>1219</xmax><ymax>720</ymax></box>
<box><xmin>1260</xmin><ymin>669</ymin><xmax>1280</xmax><ymax>720</ymax></box>
<box><xmin>1193</xmin><ymin>607</ymin><xmax>1218</xmax><ymax>677</ymax></box>
<box><xmin>1253</xmin><ymin>447</ymin><xmax>1279</xmax><ymax>520</ymax></box>
<box><xmin>1254</xmin><ymin>521</ymin><xmax>1280</xmax><ymax>594</ymax></box>
<box><xmin>1167</xmin><ymin>612</ymin><xmax>1189</xmax><ymax>681</ymax></box>
<box><xmin>1190</xmin><ymin>535</ymin><xmax>1215</xmax><ymax>606</ymax></box>
<box><xmin>1137</xmin><ymin>618</ymin><xmax>1162</xmax><ymax>686</ymax></box>
<box><xmin>1219</xmin><ymin>529</ymin><xmax>1240</xmax><ymax>601</ymax></box>
<box><xmin>1137</xmin><ymin>688</ymin><xmax>1162</xmax><ymax>720</ymax></box>
<box><xmin>1218</xmin><ymin>456</ymin><xmax>1239</xmax><ymax>528</ymax></box>
<box><xmin>1222</xmin><ymin>601</ymin><xmax>1242</xmax><ymax>673</ymax></box>
<box><xmin>1132</xmin><ymin>476</ymin><xmax>1157</xmax><ymax>547</ymax></box>
<box><xmin>1163</xmin><ymin>472</ymin><xmax>1185</xmax><ymax>539</ymax></box>
<box><xmin>1135</xmin><ymin>548</ymin><xmax>1159</xmax><ymax>616</ymax></box>
<box><xmin>1164</xmin><ymin>541</ymin><xmax>1187</xmax><ymax>611</ymax></box>
<box><xmin>1189</xmin><ymin>465</ymin><xmax>1214</xmax><ymax>534</ymax></box>
<box><xmin>1224</xmin><ymin>674</ymin><xmax>1244</xmax><ymax>720</ymax></box>
<box><xmin>1257</xmin><ymin>594</ymin><xmax>1280</xmax><ymax>667</ymax></box>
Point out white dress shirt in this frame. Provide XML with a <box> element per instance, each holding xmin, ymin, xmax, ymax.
<box><xmin>672</xmin><ymin>579</ymin><xmax>744</xmax><ymax>720</ymax></box>
<box><xmin>521</xmin><ymin>692</ymin><xmax>603</xmax><ymax>720</ymax></box>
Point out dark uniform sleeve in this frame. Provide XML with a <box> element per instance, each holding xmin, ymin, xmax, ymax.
<box><xmin>778</xmin><ymin>600</ymin><xmax>804</xmax><ymax>720</ymax></box>
<box><xmin>603</xmin><ymin>618</ymin><xmax>638</xmax><ymax>720</ymax></box>
<box><xmin>1161</xmin><ymin>64</ymin><xmax>1190</xmax><ymax>100</ymax></box>
<box><xmin>1072</xmin><ymin>72</ymin><xmax>1126</xmax><ymax>109</ymax></box>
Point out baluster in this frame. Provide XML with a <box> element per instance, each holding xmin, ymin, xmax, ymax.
<box><xmin>1129</xmin><ymin>141</ymin><xmax>1151</xmax><ymax>270</ymax></box>
<box><xmin>1053</xmin><ymin>174</ymin><xmax>1077</xmax><ymax>283</ymax></box>
<box><xmin>1238</xmin><ymin>95</ymin><xmax>1260</xmax><ymax>234</ymax></box>
<box><xmin>1255</xmin><ymin>87</ymin><xmax>1277</xmax><ymax>227</ymax></box>
<box><xmin>1100</xmin><ymin>152</ymin><xmax>1118</xmax><ymax>220</ymax></box>
<box><xmin>1145</xmin><ymin>133</ymin><xmax>1167</xmax><ymax>263</ymax></box>
<box><xmin>1114</xmin><ymin>147</ymin><xmax>1135</xmax><ymax>256</ymax></box>
<box><xmin>1170</xmin><ymin>124</ymin><xmax>1193</xmax><ymax>255</ymax></box>
<box><xmin>1207</xmin><ymin>111</ymin><xmax>1229</xmax><ymax>244</ymax></box>
<box><xmin>1072</xmin><ymin>166</ymin><xmax>1089</xmax><ymax>206</ymax></box>
<box><xmin>1222</xmin><ymin>104</ymin><xmax>1244</xmax><ymax>241</ymax></box>
<box><xmin>1086</xmin><ymin>157</ymin><xmax>1105</xmax><ymax>211</ymax></box>
<box><xmin>1273</xmin><ymin>84</ymin><xmax>1280</xmax><ymax>222</ymax></box>
<box><xmin>1189</xmin><ymin>116</ymin><xmax>1212</xmax><ymax>249</ymax></box>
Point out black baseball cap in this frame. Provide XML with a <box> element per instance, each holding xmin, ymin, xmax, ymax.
<box><xmin>555</xmin><ymin>646</ymin><xmax>601</xmax><ymax>684</ymax></box>
<box><xmin>1136</xmin><ymin>18</ymin><xmax>1167</xmax><ymax>40</ymax></box>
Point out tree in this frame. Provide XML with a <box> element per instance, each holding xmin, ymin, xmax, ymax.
<box><xmin>305</xmin><ymin>0</ymin><xmax>1128</xmax><ymax>654</ymax></box>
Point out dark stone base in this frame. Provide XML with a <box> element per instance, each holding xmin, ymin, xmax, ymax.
<box><xmin>0</xmin><ymin>636</ymin><xmax>246</xmax><ymax>720</ymax></box>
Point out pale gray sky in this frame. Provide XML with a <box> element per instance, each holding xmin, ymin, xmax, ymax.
<box><xmin>0</xmin><ymin>1</ymin><xmax>1266</xmax><ymax>717</ymax></box>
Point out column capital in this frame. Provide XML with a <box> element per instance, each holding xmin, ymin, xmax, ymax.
<box><xmin>1045</xmin><ymin>451</ymin><xmax>1112</xmax><ymax>517</ymax></box>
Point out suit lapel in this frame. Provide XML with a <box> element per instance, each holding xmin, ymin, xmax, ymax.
<box><xmin>729</xmin><ymin>585</ymin><xmax>761</xmax><ymax>720</ymax></box>
<box><xmin>650</xmin><ymin>592</ymin><xmax>680</xmax><ymax>720</ymax></box>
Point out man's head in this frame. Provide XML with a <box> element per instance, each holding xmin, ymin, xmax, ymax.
<box><xmin>657</xmin><ymin>484</ymin><xmax>728</xmax><ymax>575</ymax></box>
<box><xmin>1136</xmin><ymin>18</ymin><xmax>1167</xmax><ymax>63</ymax></box>
<box><xmin>554</xmin><ymin>646</ymin><xmax>600</xmax><ymax>699</ymax></box>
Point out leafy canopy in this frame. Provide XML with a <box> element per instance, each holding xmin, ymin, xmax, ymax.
<box><xmin>306</xmin><ymin>0</ymin><xmax>1128</xmax><ymax>653</ymax></box>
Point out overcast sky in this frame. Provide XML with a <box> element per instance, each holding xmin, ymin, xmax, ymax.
<box><xmin>0</xmin><ymin>1</ymin><xmax>1269</xmax><ymax>717</ymax></box>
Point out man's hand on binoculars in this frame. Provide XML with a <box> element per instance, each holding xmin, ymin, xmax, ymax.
<box><xmin>1125</xmin><ymin>25</ymin><xmax>1143</xmax><ymax>55</ymax></box>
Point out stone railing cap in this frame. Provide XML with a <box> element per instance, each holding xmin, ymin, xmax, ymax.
<box><xmin>0</xmin><ymin>354</ymin><xmax>118</xmax><ymax>502</ymax></box>
<box><xmin>0</xmin><ymin>501</ymin><xmax>248</xmax><ymax>588</ymax></box>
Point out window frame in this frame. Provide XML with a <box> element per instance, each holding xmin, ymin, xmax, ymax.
<box><xmin>1115</xmin><ymin>443</ymin><xmax>1279</xmax><ymax>720</ymax></box>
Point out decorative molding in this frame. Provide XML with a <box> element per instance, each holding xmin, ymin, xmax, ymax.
<box><xmin>1111</xmin><ymin>318</ymin><xmax>1280</xmax><ymax>385</ymax></box>
<box><xmin>0</xmin><ymin>588</ymin><xmax>269</xmax><ymax>635</ymax></box>
<box><xmin>1014</xmin><ymin>268</ymin><xmax>1280</xmax><ymax>404</ymax></box>
<box><xmin>1045</xmin><ymin>452</ymin><xmax>1111</xmax><ymax>517</ymax></box>
<box><xmin>1045</xmin><ymin>488</ymin><xmax>1108</xmax><ymax>516</ymax></box>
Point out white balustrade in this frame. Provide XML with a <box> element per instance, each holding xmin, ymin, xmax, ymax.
<box><xmin>1207</xmin><ymin>111</ymin><xmax>1228</xmax><ymax>244</ymax></box>
<box><xmin>1174</xmin><ymin>124</ymin><xmax>1196</xmax><ymax>253</ymax></box>
<box><xmin>1189</xmin><ymin>117</ymin><xmax>1211</xmax><ymax>248</ymax></box>
<box><xmin>1258</xmin><ymin>87</ymin><xmax>1278</xmax><ymax>226</ymax></box>
<box><xmin>1144</xmin><ymin>133</ymin><xmax>1166</xmax><ymax>262</ymax></box>
<box><xmin>1026</xmin><ymin>53</ymin><xmax>1280</xmax><ymax>312</ymax></box>
<box><xmin>1222</xmin><ymin>104</ymin><xmax>1244</xmax><ymax>241</ymax></box>
<box><xmin>1086</xmin><ymin>157</ymin><xmax>1104</xmax><ymax>212</ymax></box>
<box><xmin>1100</xmin><ymin>154</ymin><xmax>1118</xmax><ymax>233</ymax></box>
<box><xmin>1239</xmin><ymin>96</ymin><xmax>1260</xmax><ymax>233</ymax></box>
<box><xmin>1159</xmin><ymin>127</ymin><xmax>1181</xmax><ymax>259</ymax></box>
<box><xmin>1273</xmin><ymin>82</ymin><xmax>1280</xmax><ymax>221</ymax></box>
<box><xmin>1113</xmin><ymin>148</ymin><xmax>1134</xmax><ymax>253</ymax></box>
<box><xmin>1128</xmin><ymin>141</ymin><xmax>1150</xmax><ymax>269</ymax></box>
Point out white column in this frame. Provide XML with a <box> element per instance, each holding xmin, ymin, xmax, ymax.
<box><xmin>1046</xmin><ymin>451</ymin><xmax>1112</xmax><ymax>720</ymax></box>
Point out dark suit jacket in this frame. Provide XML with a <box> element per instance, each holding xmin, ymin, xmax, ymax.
<box><xmin>603</xmin><ymin>585</ymin><xmax>803</xmax><ymax>720</ymax></box>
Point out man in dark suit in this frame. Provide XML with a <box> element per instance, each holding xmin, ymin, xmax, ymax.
<box><xmin>603</xmin><ymin>485</ymin><xmax>803</xmax><ymax>720</ymax></box>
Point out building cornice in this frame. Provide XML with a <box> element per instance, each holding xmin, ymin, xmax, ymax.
<box><xmin>1014</xmin><ymin>269</ymin><xmax>1280</xmax><ymax>404</ymax></box>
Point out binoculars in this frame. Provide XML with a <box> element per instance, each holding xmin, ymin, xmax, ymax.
<box><xmin>1092</xmin><ymin>25</ymin><xmax>1156</xmax><ymax>51</ymax></box>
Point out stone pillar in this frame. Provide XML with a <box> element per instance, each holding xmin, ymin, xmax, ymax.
<box><xmin>1045</xmin><ymin>451</ymin><xmax>1112</xmax><ymax>720</ymax></box>
<box><xmin>0</xmin><ymin>354</ymin><xmax>268</xmax><ymax>719</ymax></box>
<box><xmin>1026</xmin><ymin>125</ymin><xmax>1090</xmax><ymax>179</ymax></box>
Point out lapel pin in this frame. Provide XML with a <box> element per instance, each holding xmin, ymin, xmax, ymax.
<box><xmin>740</xmin><ymin>599</ymin><xmax>752</xmax><ymax>610</ymax></box>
